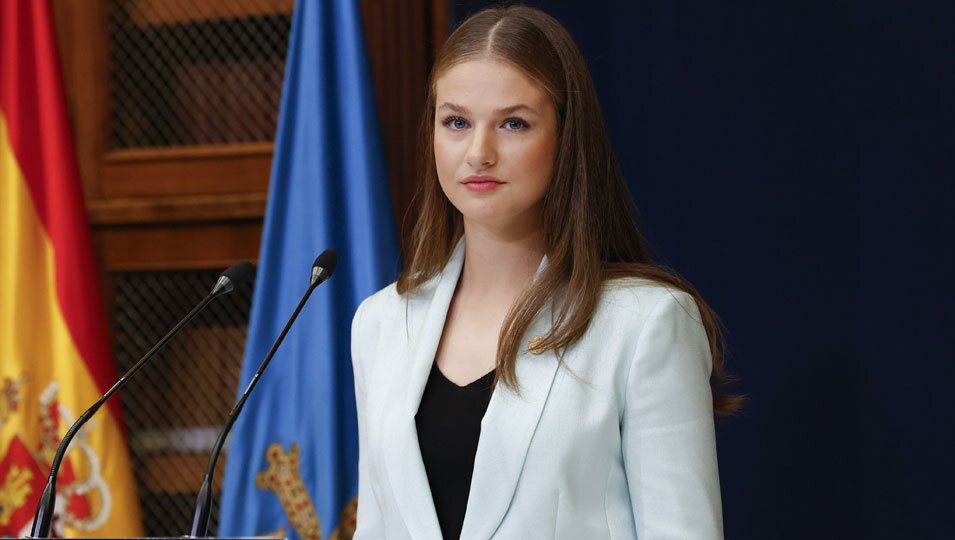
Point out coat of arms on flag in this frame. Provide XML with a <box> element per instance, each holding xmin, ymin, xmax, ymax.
<box><xmin>1</xmin><ymin>0</ymin><xmax>142</xmax><ymax>536</ymax></box>
<box><xmin>0</xmin><ymin>377</ymin><xmax>115</xmax><ymax>536</ymax></box>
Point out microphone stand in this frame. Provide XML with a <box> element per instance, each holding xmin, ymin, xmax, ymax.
<box><xmin>30</xmin><ymin>262</ymin><xmax>252</xmax><ymax>538</ymax></box>
<box><xmin>189</xmin><ymin>251</ymin><xmax>336</xmax><ymax>537</ymax></box>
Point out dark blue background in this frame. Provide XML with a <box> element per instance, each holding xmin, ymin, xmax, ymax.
<box><xmin>452</xmin><ymin>1</ymin><xmax>953</xmax><ymax>537</ymax></box>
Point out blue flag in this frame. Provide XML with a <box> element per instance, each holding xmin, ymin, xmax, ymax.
<box><xmin>219</xmin><ymin>1</ymin><xmax>399</xmax><ymax>538</ymax></box>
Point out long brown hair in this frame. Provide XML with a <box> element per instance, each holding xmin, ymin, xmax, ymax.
<box><xmin>397</xmin><ymin>5</ymin><xmax>740</xmax><ymax>415</ymax></box>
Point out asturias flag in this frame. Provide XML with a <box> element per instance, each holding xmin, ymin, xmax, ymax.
<box><xmin>219</xmin><ymin>1</ymin><xmax>399</xmax><ymax>539</ymax></box>
<box><xmin>0</xmin><ymin>0</ymin><xmax>142</xmax><ymax>537</ymax></box>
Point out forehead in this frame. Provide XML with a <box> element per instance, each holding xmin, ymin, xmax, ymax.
<box><xmin>435</xmin><ymin>59</ymin><xmax>549</xmax><ymax>110</ymax></box>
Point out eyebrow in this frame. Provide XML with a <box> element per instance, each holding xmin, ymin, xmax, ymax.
<box><xmin>436</xmin><ymin>102</ymin><xmax>538</xmax><ymax>116</ymax></box>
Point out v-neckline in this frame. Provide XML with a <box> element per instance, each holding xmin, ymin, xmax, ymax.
<box><xmin>433</xmin><ymin>362</ymin><xmax>495</xmax><ymax>389</ymax></box>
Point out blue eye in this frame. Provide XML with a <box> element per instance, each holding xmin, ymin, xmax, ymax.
<box><xmin>442</xmin><ymin>116</ymin><xmax>468</xmax><ymax>130</ymax></box>
<box><xmin>504</xmin><ymin>118</ymin><xmax>528</xmax><ymax>131</ymax></box>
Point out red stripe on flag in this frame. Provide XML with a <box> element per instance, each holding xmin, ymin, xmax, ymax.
<box><xmin>1</xmin><ymin>1</ymin><xmax>120</xmax><ymax>417</ymax></box>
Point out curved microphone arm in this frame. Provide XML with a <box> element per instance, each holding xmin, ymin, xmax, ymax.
<box><xmin>30</xmin><ymin>260</ymin><xmax>252</xmax><ymax>538</ymax></box>
<box><xmin>189</xmin><ymin>279</ymin><xmax>320</xmax><ymax>537</ymax></box>
<box><xmin>31</xmin><ymin>291</ymin><xmax>220</xmax><ymax>538</ymax></box>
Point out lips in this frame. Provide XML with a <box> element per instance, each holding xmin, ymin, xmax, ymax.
<box><xmin>461</xmin><ymin>175</ymin><xmax>504</xmax><ymax>193</ymax></box>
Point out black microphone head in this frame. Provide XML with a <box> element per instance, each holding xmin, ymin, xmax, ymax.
<box><xmin>310</xmin><ymin>249</ymin><xmax>338</xmax><ymax>286</ymax></box>
<box><xmin>223</xmin><ymin>260</ymin><xmax>255</xmax><ymax>286</ymax></box>
<box><xmin>212</xmin><ymin>260</ymin><xmax>255</xmax><ymax>296</ymax></box>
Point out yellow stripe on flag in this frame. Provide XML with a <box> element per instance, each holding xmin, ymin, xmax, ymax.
<box><xmin>0</xmin><ymin>115</ymin><xmax>142</xmax><ymax>536</ymax></box>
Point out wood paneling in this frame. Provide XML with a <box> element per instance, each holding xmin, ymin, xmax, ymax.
<box><xmin>88</xmin><ymin>193</ymin><xmax>267</xmax><ymax>224</ymax></box>
<box><xmin>101</xmin><ymin>144</ymin><xmax>273</xmax><ymax>197</ymax></box>
<box><xmin>53</xmin><ymin>0</ymin><xmax>450</xmax><ymax>270</ymax></box>
<box><xmin>142</xmin><ymin>453</ymin><xmax>226</xmax><ymax>494</ymax></box>
<box><xmin>98</xmin><ymin>222</ymin><xmax>262</xmax><ymax>271</ymax></box>
<box><xmin>127</xmin><ymin>0</ymin><xmax>294</xmax><ymax>26</ymax></box>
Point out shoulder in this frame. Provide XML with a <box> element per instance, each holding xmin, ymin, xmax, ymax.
<box><xmin>562</xmin><ymin>277</ymin><xmax>703</xmax><ymax>362</ymax></box>
<box><xmin>590</xmin><ymin>277</ymin><xmax>706</xmax><ymax>360</ymax></box>
<box><xmin>355</xmin><ymin>281</ymin><xmax>401</xmax><ymax>318</ymax></box>
<box><xmin>600</xmin><ymin>279</ymin><xmax>712</xmax><ymax>396</ymax></box>
<box><xmin>351</xmin><ymin>281</ymin><xmax>402</xmax><ymax>341</ymax></box>
<box><xmin>597</xmin><ymin>277</ymin><xmax>700</xmax><ymax>324</ymax></box>
<box><xmin>352</xmin><ymin>272</ymin><xmax>443</xmax><ymax>330</ymax></box>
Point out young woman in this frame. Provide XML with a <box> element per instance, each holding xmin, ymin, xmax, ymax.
<box><xmin>351</xmin><ymin>5</ymin><xmax>738</xmax><ymax>539</ymax></box>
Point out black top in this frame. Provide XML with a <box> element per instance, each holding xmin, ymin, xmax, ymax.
<box><xmin>415</xmin><ymin>363</ymin><xmax>495</xmax><ymax>540</ymax></box>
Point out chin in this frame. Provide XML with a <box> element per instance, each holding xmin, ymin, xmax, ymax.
<box><xmin>462</xmin><ymin>209</ymin><xmax>540</xmax><ymax>234</ymax></box>
<box><xmin>447</xmin><ymin>193</ymin><xmax>542</xmax><ymax>232</ymax></box>
<box><xmin>460</xmin><ymin>211</ymin><xmax>507</xmax><ymax>227</ymax></box>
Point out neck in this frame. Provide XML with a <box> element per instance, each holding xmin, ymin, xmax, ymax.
<box><xmin>459</xmin><ymin>218</ymin><xmax>546</xmax><ymax>296</ymax></box>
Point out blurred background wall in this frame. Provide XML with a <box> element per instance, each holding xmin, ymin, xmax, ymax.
<box><xmin>50</xmin><ymin>0</ymin><xmax>951</xmax><ymax>538</ymax></box>
<box><xmin>453</xmin><ymin>1</ymin><xmax>953</xmax><ymax>538</ymax></box>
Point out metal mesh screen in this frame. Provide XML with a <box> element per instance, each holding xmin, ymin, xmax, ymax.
<box><xmin>112</xmin><ymin>270</ymin><xmax>254</xmax><ymax>536</ymax></box>
<box><xmin>107</xmin><ymin>0</ymin><xmax>294</xmax><ymax>149</ymax></box>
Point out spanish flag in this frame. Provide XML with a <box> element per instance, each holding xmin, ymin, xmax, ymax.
<box><xmin>0</xmin><ymin>1</ymin><xmax>142</xmax><ymax>536</ymax></box>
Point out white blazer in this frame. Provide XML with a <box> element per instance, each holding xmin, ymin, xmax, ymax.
<box><xmin>350</xmin><ymin>241</ymin><xmax>723</xmax><ymax>539</ymax></box>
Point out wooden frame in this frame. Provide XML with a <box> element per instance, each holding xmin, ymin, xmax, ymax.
<box><xmin>53</xmin><ymin>0</ymin><xmax>448</xmax><ymax>271</ymax></box>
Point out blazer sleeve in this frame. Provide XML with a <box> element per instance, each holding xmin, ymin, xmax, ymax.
<box><xmin>351</xmin><ymin>299</ymin><xmax>385</xmax><ymax>539</ymax></box>
<box><xmin>621</xmin><ymin>291</ymin><xmax>724</xmax><ymax>539</ymax></box>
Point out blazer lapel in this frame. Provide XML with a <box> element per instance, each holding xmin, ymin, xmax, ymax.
<box><xmin>459</xmin><ymin>259</ymin><xmax>561</xmax><ymax>540</ymax></box>
<box><xmin>380</xmin><ymin>240</ymin><xmax>465</xmax><ymax>540</ymax></box>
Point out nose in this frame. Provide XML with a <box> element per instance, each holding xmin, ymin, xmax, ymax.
<box><xmin>465</xmin><ymin>126</ymin><xmax>497</xmax><ymax>170</ymax></box>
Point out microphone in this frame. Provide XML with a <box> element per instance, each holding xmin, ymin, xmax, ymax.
<box><xmin>189</xmin><ymin>249</ymin><xmax>338</xmax><ymax>537</ymax></box>
<box><xmin>29</xmin><ymin>261</ymin><xmax>254</xmax><ymax>538</ymax></box>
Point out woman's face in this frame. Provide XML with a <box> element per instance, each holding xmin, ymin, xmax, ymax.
<box><xmin>433</xmin><ymin>58</ymin><xmax>558</xmax><ymax>236</ymax></box>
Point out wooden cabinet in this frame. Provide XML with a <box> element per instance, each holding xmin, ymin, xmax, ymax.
<box><xmin>53</xmin><ymin>0</ymin><xmax>447</xmax><ymax>270</ymax></box>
